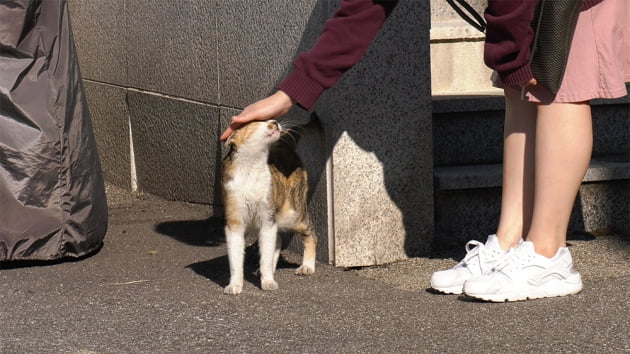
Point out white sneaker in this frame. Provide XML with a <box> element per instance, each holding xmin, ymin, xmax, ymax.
<box><xmin>430</xmin><ymin>234</ymin><xmax>506</xmax><ymax>294</ymax></box>
<box><xmin>463</xmin><ymin>241</ymin><xmax>583</xmax><ymax>302</ymax></box>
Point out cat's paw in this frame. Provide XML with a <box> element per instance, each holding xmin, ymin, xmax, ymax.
<box><xmin>295</xmin><ymin>265</ymin><xmax>315</xmax><ymax>276</ymax></box>
<box><xmin>261</xmin><ymin>279</ymin><xmax>279</xmax><ymax>291</ymax></box>
<box><xmin>223</xmin><ymin>283</ymin><xmax>243</xmax><ymax>295</ymax></box>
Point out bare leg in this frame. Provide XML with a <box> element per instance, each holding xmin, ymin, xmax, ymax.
<box><xmin>526</xmin><ymin>102</ymin><xmax>592</xmax><ymax>257</ymax></box>
<box><xmin>495</xmin><ymin>88</ymin><xmax>537</xmax><ymax>250</ymax></box>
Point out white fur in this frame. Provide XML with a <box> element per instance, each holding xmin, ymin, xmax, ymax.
<box><xmin>223</xmin><ymin>122</ymin><xmax>282</xmax><ymax>295</ymax></box>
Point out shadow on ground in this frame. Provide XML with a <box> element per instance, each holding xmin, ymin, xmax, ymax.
<box><xmin>155</xmin><ymin>217</ymin><xmax>301</xmax><ymax>289</ymax></box>
<box><xmin>154</xmin><ymin>217</ymin><xmax>225</xmax><ymax>247</ymax></box>
<box><xmin>186</xmin><ymin>244</ymin><xmax>300</xmax><ymax>289</ymax></box>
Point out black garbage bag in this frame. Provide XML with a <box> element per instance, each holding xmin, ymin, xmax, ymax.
<box><xmin>0</xmin><ymin>0</ymin><xmax>107</xmax><ymax>261</ymax></box>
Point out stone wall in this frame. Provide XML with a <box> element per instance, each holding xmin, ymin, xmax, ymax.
<box><xmin>68</xmin><ymin>0</ymin><xmax>434</xmax><ymax>266</ymax></box>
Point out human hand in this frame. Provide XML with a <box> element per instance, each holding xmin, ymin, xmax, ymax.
<box><xmin>521</xmin><ymin>78</ymin><xmax>537</xmax><ymax>87</ymax></box>
<box><xmin>220</xmin><ymin>90</ymin><xmax>296</xmax><ymax>141</ymax></box>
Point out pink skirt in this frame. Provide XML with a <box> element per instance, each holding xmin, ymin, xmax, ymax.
<box><xmin>493</xmin><ymin>0</ymin><xmax>630</xmax><ymax>103</ymax></box>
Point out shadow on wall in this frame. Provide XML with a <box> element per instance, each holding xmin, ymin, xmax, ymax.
<box><xmin>154</xmin><ymin>0</ymin><xmax>433</xmax><ymax>266</ymax></box>
<box><xmin>209</xmin><ymin>0</ymin><xmax>433</xmax><ymax>264</ymax></box>
<box><xmin>302</xmin><ymin>0</ymin><xmax>433</xmax><ymax>260</ymax></box>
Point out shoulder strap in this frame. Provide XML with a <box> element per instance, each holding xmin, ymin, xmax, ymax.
<box><xmin>445</xmin><ymin>0</ymin><xmax>486</xmax><ymax>33</ymax></box>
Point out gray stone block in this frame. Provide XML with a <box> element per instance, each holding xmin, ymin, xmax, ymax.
<box><xmin>434</xmin><ymin>164</ymin><xmax>503</xmax><ymax>190</ymax></box>
<box><xmin>584</xmin><ymin>158</ymin><xmax>630</xmax><ymax>182</ymax></box>
<box><xmin>576</xmin><ymin>180</ymin><xmax>630</xmax><ymax>234</ymax></box>
<box><xmin>83</xmin><ymin>81</ymin><xmax>131</xmax><ymax>190</ymax></box>
<box><xmin>434</xmin><ymin>181</ymin><xmax>630</xmax><ymax>250</ymax></box>
<box><xmin>433</xmin><ymin>97</ymin><xmax>629</xmax><ymax>166</ymax></box>
<box><xmin>126</xmin><ymin>0</ymin><xmax>219</xmax><ymax>103</ymax></box>
<box><xmin>433</xmin><ymin>110</ymin><xmax>505</xmax><ymax>166</ymax></box>
<box><xmin>434</xmin><ymin>188</ymin><xmax>501</xmax><ymax>250</ymax></box>
<box><xmin>217</xmin><ymin>0</ymin><xmax>324</xmax><ymax>108</ymax></box>
<box><xmin>432</xmin><ymin>95</ymin><xmax>505</xmax><ymax>113</ymax></box>
<box><xmin>315</xmin><ymin>0</ymin><xmax>433</xmax><ymax>265</ymax></box>
<box><xmin>435</xmin><ymin>158</ymin><xmax>630</xmax><ymax>192</ymax></box>
<box><xmin>68</xmin><ymin>0</ymin><xmax>127</xmax><ymax>86</ymax></box>
<box><xmin>128</xmin><ymin>90</ymin><xmax>221</xmax><ymax>204</ymax></box>
<box><xmin>592</xmin><ymin>103</ymin><xmax>630</xmax><ymax>158</ymax></box>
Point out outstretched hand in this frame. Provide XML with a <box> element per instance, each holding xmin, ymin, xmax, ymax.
<box><xmin>220</xmin><ymin>90</ymin><xmax>296</xmax><ymax>141</ymax></box>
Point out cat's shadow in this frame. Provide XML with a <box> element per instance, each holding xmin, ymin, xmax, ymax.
<box><xmin>154</xmin><ymin>219</ymin><xmax>300</xmax><ymax>288</ymax></box>
<box><xmin>154</xmin><ymin>217</ymin><xmax>226</xmax><ymax>247</ymax></box>
<box><xmin>186</xmin><ymin>243</ymin><xmax>300</xmax><ymax>289</ymax></box>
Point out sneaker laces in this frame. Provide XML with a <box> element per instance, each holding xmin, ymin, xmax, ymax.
<box><xmin>458</xmin><ymin>240</ymin><xmax>498</xmax><ymax>274</ymax></box>
<box><xmin>459</xmin><ymin>240</ymin><xmax>484</xmax><ymax>265</ymax></box>
<box><xmin>491</xmin><ymin>248</ymin><xmax>515</xmax><ymax>272</ymax></box>
<box><xmin>492</xmin><ymin>246</ymin><xmax>533</xmax><ymax>274</ymax></box>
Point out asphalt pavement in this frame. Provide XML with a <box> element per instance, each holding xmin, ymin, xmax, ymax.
<box><xmin>1</xmin><ymin>185</ymin><xmax>629</xmax><ymax>353</ymax></box>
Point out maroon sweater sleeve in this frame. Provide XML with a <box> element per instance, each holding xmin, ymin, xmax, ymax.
<box><xmin>483</xmin><ymin>0</ymin><xmax>539</xmax><ymax>86</ymax></box>
<box><xmin>484</xmin><ymin>0</ymin><xmax>604</xmax><ymax>87</ymax></box>
<box><xmin>277</xmin><ymin>0</ymin><xmax>398</xmax><ymax>111</ymax></box>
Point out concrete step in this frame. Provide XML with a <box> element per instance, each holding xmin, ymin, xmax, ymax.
<box><xmin>435</xmin><ymin>155</ymin><xmax>630</xmax><ymax>191</ymax></box>
<box><xmin>432</xmin><ymin>89</ymin><xmax>630</xmax><ymax>166</ymax></box>
<box><xmin>433</xmin><ymin>157</ymin><xmax>630</xmax><ymax>249</ymax></box>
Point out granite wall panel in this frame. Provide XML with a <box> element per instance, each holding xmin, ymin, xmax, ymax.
<box><xmin>128</xmin><ymin>91</ymin><xmax>221</xmax><ymax>204</ymax></box>
<box><xmin>69</xmin><ymin>0</ymin><xmax>436</xmax><ymax>266</ymax></box>
<box><xmin>316</xmin><ymin>0</ymin><xmax>434</xmax><ymax>265</ymax></box>
<box><xmin>216</xmin><ymin>0</ymin><xmax>325</xmax><ymax>108</ymax></box>
<box><xmin>126</xmin><ymin>0</ymin><xmax>219</xmax><ymax>103</ymax></box>
<box><xmin>68</xmin><ymin>0</ymin><xmax>127</xmax><ymax>86</ymax></box>
<box><xmin>82</xmin><ymin>82</ymin><xmax>131</xmax><ymax>190</ymax></box>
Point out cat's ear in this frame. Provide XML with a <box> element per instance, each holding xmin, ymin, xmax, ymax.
<box><xmin>224</xmin><ymin>134</ymin><xmax>237</xmax><ymax>152</ymax></box>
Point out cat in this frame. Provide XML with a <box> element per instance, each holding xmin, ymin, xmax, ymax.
<box><xmin>221</xmin><ymin>120</ymin><xmax>317</xmax><ymax>295</ymax></box>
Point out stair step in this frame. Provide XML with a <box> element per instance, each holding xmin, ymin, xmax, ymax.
<box><xmin>432</xmin><ymin>86</ymin><xmax>630</xmax><ymax>166</ymax></box>
<box><xmin>435</xmin><ymin>157</ymin><xmax>630</xmax><ymax>191</ymax></box>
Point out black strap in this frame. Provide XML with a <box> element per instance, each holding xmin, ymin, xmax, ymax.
<box><xmin>445</xmin><ymin>0</ymin><xmax>486</xmax><ymax>33</ymax></box>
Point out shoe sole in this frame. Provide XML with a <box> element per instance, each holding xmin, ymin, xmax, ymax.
<box><xmin>465</xmin><ymin>277</ymin><xmax>583</xmax><ymax>302</ymax></box>
<box><xmin>431</xmin><ymin>284</ymin><xmax>463</xmax><ymax>295</ymax></box>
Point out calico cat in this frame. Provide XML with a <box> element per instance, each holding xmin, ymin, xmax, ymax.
<box><xmin>221</xmin><ymin>120</ymin><xmax>317</xmax><ymax>295</ymax></box>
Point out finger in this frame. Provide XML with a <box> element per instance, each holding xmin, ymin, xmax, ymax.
<box><xmin>220</xmin><ymin>122</ymin><xmax>240</xmax><ymax>141</ymax></box>
<box><xmin>219</xmin><ymin>128</ymin><xmax>233</xmax><ymax>141</ymax></box>
<box><xmin>522</xmin><ymin>78</ymin><xmax>537</xmax><ymax>87</ymax></box>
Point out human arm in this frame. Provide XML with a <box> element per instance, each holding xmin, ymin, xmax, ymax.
<box><xmin>483</xmin><ymin>0</ymin><xmax>539</xmax><ymax>87</ymax></box>
<box><xmin>278</xmin><ymin>0</ymin><xmax>398</xmax><ymax>111</ymax></box>
<box><xmin>220</xmin><ymin>0</ymin><xmax>398</xmax><ymax>141</ymax></box>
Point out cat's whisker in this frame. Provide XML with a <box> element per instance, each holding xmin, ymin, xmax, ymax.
<box><xmin>278</xmin><ymin>118</ymin><xmax>307</xmax><ymax>131</ymax></box>
<box><xmin>280</xmin><ymin>132</ymin><xmax>299</xmax><ymax>147</ymax></box>
<box><xmin>286</xmin><ymin>126</ymin><xmax>305</xmax><ymax>135</ymax></box>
